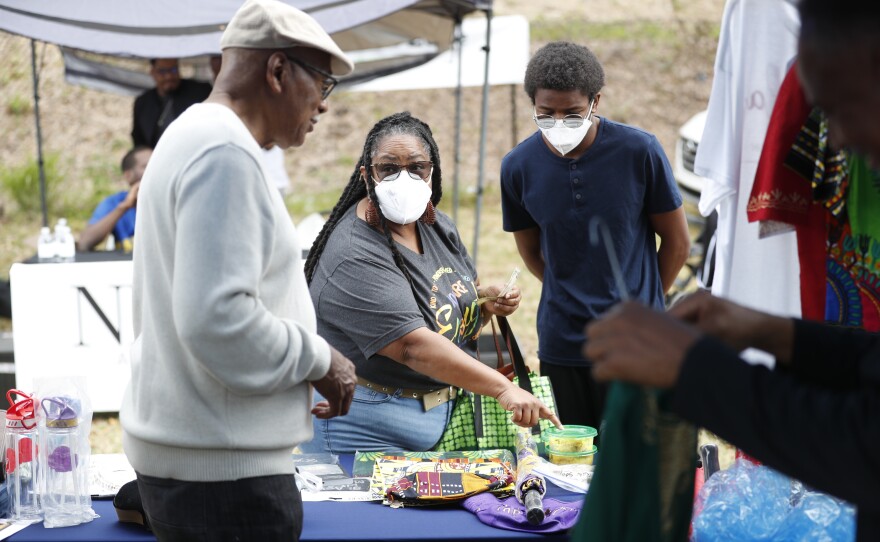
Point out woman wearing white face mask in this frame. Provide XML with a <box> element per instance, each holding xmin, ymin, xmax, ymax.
<box><xmin>301</xmin><ymin>112</ymin><xmax>561</xmax><ymax>454</ymax></box>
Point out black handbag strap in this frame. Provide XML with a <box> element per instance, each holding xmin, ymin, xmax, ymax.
<box><xmin>474</xmin><ymin>317</ymin><xmax>505</xmax><ymax>370</ymax></box>
<box><xmin>495</xmin><ymin>316</ymin><xmax>533</xmax><ymax>394</ymax></box>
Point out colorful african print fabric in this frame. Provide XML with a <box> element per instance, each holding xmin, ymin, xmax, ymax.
<box><xmin>366</xmin><ymin>453</ymin><xmax>516</xmax><ymax>505</ymax></box>
<box><xmin>824</xmin><ymin>156</ymin><xmax>880</xmax><ymax>330</ymax></box>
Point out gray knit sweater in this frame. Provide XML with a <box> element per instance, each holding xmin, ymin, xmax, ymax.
<box><xmin>121</xmin><ymin>103</ymin><xmax>331</xmax><ymax>481</ymax></box>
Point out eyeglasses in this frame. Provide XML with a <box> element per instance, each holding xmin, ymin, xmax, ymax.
<box><xmin>285</xmin><ymin>55</ymin><xmax>338</xmax><ymax>100</ymax></box>
<box><xmin>371</xmin><ymin>161</ymin><xmax>433</xmax><ymax>182</ymax></box>
<box><xmin>533</xmin><ymin>110</ymin><xmax>591</xmax><ymax>129</ymax></box>
<box><xmin>153</xmin><ymin>66</ymin><xmax>179</xmax><ymax>76</ymax></box>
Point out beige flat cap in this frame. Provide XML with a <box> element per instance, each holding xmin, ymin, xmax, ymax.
<box><xmin>221</xmin><ymin>0</ymin><xmax>354</xmax><ymax>76</ymax></box>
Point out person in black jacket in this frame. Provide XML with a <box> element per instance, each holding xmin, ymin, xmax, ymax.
<box><xmin>131</xmin><ymin>58</ymin><xmax>212</xmax><ymax>148</ymax></box>
<box><xmin>583</xmin><ymin>0</ymin><xmax>880</xmax><ymax>539</ymax></box>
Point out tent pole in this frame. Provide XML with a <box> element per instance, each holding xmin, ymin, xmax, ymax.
<box><xmin>510</xmin><ymin>84</ymin><xmax>518</xmax><ymax>149</ymax></box>
<box><xmin>452</xmin><ymin>17</ymin><xmax>464</xmax><ymax>225</ymax></box>
<box><xmin>30</xmin><ymin>39</ymin><xmax>49</xmax><ymax>228</ymax></box>
<box><xmin>471</xmin><ymin>7</ymin><xmax>492</xmax><ymax>266</ymax></box>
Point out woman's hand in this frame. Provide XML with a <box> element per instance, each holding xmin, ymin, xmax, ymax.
<box><xmin>479</xmin><ymin>284</ymin><xmax>522</xmax><ymax>317</ymax></box>
<box><xmin>495</xmin><ymin>385</ymin><xmax>562</xmax><ymax>429</ymax></box>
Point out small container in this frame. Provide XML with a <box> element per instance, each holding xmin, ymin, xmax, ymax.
<box><xmin>547</xmin><ymin>445</ymin><xmax>598</xmax><ymax>466</ymax></box>
<box><xmin>544</xmin><ymin>425</ymin><xmax>597</xmax><ymax>453</ymax></box>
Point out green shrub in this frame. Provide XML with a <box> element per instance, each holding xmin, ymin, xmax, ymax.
<box><xmin>0</xmin><ymin>154</ymin><xmax>62</xmax><ymax>217</ymax></box>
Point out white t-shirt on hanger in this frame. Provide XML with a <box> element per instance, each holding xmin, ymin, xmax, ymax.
<box><xmin>694</xmin><ymin>0</ymin><xmax>801</xmax><ymax>365</ymax></box>
<box><xmin>695</xmin><ymin>0</ymin><xmax>801</xmax><ymax>366</ymax></box>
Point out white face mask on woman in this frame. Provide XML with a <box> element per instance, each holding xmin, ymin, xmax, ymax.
<box><xmin>373</xmin><ymin>172</ymin><xmax>433</xmax><ymax>225</ymax></box>
<box><xmin>536</xmin><ymin>99</ymin><xmax>594</xmax><ymax>156</ymax></box>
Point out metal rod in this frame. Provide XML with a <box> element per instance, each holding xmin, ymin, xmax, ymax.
<box><xmin>452</xmin><ymin>18</ymin><xmax>463</xmax><ymax>225</ymax></box>
<box><xmin>471</xmin><ymin>8</ymin><xmax>493</xmax><ymax>266</ymax></box>
<box><xmin>30</xmin><ymin>39</ymin><xmax>49</xmax><ymax>228</ymax></box>
<box><xmin>510</xmin><ymin>84</ymin><xmax>518</xmax><ymax>149</ymax></box>
<box><xmin>588</xmin><ymin>216</ymin><xmax>630</xmax><ymax>301</ymax></box>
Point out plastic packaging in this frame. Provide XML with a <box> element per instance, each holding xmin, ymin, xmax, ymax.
<box><xmin>692</xmin><ymin>459</ymin><xmax>855</xmax><ymax>541</ymax></box>
<box><xmin>33</xmin><ymin>377</ymin><xmax>96</xmax><ymax>528</ymax></box>
<box><xmin>40</xmin><ymin>396</ymin><xmax>89</xmax><ymax>527</ymax></box>
<box><xmin>4</xmin><ymin>390</ymin><xmax>41</xmax><ymax>520</ymax></box>
<box><xmin>498</xmin><ymin>268</ymin><xmax>521</xmax><ymax>298</ymax></box>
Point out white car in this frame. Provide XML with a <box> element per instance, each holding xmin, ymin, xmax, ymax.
<box><xmin>673</xmin><ymin>110</ymin><xmax>708</xmax><ymax>203</ymax></box>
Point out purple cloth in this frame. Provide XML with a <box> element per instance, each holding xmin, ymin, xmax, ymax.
<box><xmin>462</xmin><ymin>493</ymin><xmax>582</xmax><ymax>534</ymax></box>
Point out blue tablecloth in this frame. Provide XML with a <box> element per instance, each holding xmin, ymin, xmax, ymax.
<box><xmin>9</xmin><ymin>455</ymin><xmax>581</xmax><ymax>541</ymax></box>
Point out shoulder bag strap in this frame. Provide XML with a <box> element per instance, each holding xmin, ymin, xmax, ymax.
<box><xmin>475</xmin><ymin>317</ymin><xmax>507</xmax><ymax>370</ymax></box>
<box><xmin>496</xmin><ymin>316</ymin><xmax>532</xmax><ymax>394</ymax></box>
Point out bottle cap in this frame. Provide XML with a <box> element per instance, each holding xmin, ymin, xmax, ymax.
<box><xmin>41</xmin><ymin>396</ymin><xmax>79</xmax><ymax>428</ymax></box>
<box><xmin>5</xmin><ymin>390</ymin><xmax>36</xmax><ymax>430</ymax></box>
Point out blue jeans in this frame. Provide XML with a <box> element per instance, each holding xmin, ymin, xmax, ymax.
<box><xmin>300</xmin><ymin>384</ymin><xmax>454</xmax><ymax>454</ymax></box>
<box><xmin>136</xmin><ymin>473</ymin><xmax>301</xmax><ymax>542</ymax></box>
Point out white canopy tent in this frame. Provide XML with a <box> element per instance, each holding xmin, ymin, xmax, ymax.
<box><xmin>0</xmin><ymin>0</ymin><xmax>474</xmax><ymax>60</ymax></box>
<box><xmin>0</xmin><ymin>0</ymin><xmax>502</xmax><ymax>260</ymax></box>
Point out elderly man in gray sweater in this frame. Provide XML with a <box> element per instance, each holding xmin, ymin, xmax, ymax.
<box><xmin>120</xmin><ymin>1</ymin><xmax>357</xmax><ymax>540</ymax></box>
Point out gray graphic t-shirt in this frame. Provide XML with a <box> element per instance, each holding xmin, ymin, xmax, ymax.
<box><xmin>309</xmin><ymin>205</ymin><xmax>480</xmax><ymax>390</ymax></box>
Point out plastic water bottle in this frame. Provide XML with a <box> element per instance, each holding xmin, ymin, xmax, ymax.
<box><xmin>4</xmin><ymin>390</ymin><xmax>41</xmax><ymax>520</ymax></box>
<box><xmin>40</xmin><ymin>396</ymin><xmax>88</xmax><ymax>526</ymax></box>
<box><xmin>37</xmin><ymin>227</ymin><xmax>54</xmax><ymax>262</ymax></box>
<box><xmin>53</xmin><ymin>219</ymin><xmax>75</xmax><ymax>262</ymax></box>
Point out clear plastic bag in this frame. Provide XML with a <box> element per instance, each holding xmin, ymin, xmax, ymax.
<box><xmin>33</xmin><ymin>376</ymin><xmax>97</xmax><ymax>528</ymax></box>
<box><xmin>692</xmin><ymin>459</ymin><xmax>855</xmax><ymax>541</ymax></box>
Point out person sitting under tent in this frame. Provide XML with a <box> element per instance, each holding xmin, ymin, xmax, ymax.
<box><xmin>78</xmin><ymin>146</ymin><xmax>151</xmax><ymax>252</ymax></box>
<box><xmin>131</xmin><ymin>58</ymin><xmax>211</xmax><ymax>148</ymax></box>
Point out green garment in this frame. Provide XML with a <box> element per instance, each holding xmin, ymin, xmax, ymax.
<box><xmin>846</xmin><ymin>155</ymin><xmax>880</xmax><ymax>243</ymax></box>
<box><xmin>571</xmin><ymin>382</ymin><xmax>697</xmax><ymax>542</ymax></box>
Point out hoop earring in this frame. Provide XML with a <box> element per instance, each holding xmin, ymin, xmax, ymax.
<box><xmin>365</xmin><ymin>199</ymin><xmax>381</xmax><ymax>227</ymax></box>
<box><xmin>419</xmin><ymin>200</ymin><xmax>436</xmax><ymax>225</ymax></box>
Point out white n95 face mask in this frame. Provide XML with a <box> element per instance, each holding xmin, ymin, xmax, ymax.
<box><xmin>374</xmin><ymin>174</ymin><xmax>433</xmax><ymax>225</ymax></box>
<box><xmin>537</xmin><ymin>101</ymin><xmax>594</xmax><ymax>156</ymax></box>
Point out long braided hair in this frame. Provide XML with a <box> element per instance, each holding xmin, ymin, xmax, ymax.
<box><xmin>304</xmin><ymin>112</ymin><xmax>443</xmax><ymax>287</ymax></box>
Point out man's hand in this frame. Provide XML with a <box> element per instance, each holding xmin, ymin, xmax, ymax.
<box><xmin>495</xmin><ymin>385</ymin><xmax>563</xmax><ymax>429</ymax></box>
<box><xmin>584</xmin><ymin>301</ymin><xmax>701</xmax><ymax>388</ymax></box>
<box><xmin>310</xmin><ymin>346</ymin><xmax>356</xmax><ymax>419</ymax></box>
<box><xmin>121</xmin><ymin>182</ymin><xmax>141</xmax><ymax>211</ymax></box>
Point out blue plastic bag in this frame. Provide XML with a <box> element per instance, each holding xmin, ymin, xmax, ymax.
<box><xmin>692</xmin><ymin>459</ymin><xmax>855</xmax><ymax>541</ymax></box>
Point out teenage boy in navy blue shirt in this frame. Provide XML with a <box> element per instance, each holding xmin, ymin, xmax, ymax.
<box><xmin>500</xmin><ymin>41</ymin><xmax>690</xmax><ymax>429</ymax></box>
